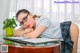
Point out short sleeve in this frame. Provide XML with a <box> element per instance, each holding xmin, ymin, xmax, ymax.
<box><xmin>39</xmin><ymin>18</ymin><xmax>50</xmax><ymax>27</ymax></box>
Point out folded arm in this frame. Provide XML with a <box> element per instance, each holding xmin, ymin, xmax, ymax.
<box><xmin>13</xmin><ymin>27</ymin><xmax>33</xmax><ymax>36</ymax></box>
<box><xmin>22</xmin><ymin>25</ymin><xmax>47</xmax><ymax>38</ymax></box>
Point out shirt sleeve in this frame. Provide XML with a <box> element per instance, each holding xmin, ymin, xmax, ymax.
<box><xmin>39</xmin><ymin>18</ymin><xmax>50</xmax><ymax>27</ymax></box>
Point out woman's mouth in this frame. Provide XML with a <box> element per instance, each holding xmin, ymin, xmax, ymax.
<box><xmin>27</xmin><ymin>24</ymin><xmax>30</xmax><ymax>28</ymax></box>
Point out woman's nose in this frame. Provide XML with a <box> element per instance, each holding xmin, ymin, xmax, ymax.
<box><xmin>24</xmin><ymin>22</ymin><xmax>28</xmax><ymax>26</ymax></box>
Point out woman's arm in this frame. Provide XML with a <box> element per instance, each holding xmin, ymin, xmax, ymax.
<box><xmin>13</xmin><ymin>27</ymin><xmax>25</xmax><ymax>36</ymax></box>
<box><xmin>22</xmin><ymin>25</ymin><xmax>47</xmax><ymax>38</ymax></box>
<box><xmin>13</xmin><ymin>27</ymin><xmax>33</xmax><ymax>36</ymax></box>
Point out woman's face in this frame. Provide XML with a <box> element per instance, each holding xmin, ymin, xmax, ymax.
<box><xmin>17</xmin><ymin>12</ymin><xmax>35</xmax><ymax>28</ymax></box>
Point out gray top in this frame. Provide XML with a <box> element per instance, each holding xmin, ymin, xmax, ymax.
<box><xmin>35</xmin><ymin>17</ymin><xmax>63</xmax><ymax>41</ymax></box>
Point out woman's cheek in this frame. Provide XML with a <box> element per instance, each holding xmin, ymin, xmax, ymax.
<box><xmin>26</xmin><ymin>23</ymin><xmax>33</xmax><ymax>28</ymax></box>
<box><xmin>27</xmin><ymin>21</ymin><xmax>33</xmax><ymax>28</ymax></box>
<box><xmin>29</xmin><ymin>23</ymin><xmax>33</xmax><ymax>28</ymax></box>
<box><xmin>23</xmin><ymin>22</ymin><xmax>28</xmax><ymax>28</ymax></box>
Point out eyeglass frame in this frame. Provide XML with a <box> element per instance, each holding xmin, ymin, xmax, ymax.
<box><xmin>20</xmin><ymin>12</ymin><xmax>29</xmax><ymax>26</ymax></box>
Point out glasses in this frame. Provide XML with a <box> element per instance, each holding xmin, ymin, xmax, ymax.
<box><xmin>20</xmin><ymin>13</ymin><xmax>29</xmax><ymax>26</ymax></box>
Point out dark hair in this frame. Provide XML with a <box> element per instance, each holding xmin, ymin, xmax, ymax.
<box><xmin>16</xmin><ymin>9</ymin><xmax>30</xmax><ymax>20</ymax></box>
<box><xmin>16</xmin><ymin>9</ymin><xmax>41</xmax><ymax>20</ymax></box>
<box><xmin>33</xmin><ymin>15</ymin><xmax>40</xmax><ymax>18</ymax></box>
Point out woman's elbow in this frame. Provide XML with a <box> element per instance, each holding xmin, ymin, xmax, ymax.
<box><xmin>13</xmin><ymin>32</ymin><xmax>17</xmax><ymax>36</ymax></box>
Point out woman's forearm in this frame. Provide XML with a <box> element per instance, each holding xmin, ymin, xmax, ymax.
<box><xmin>13</xmin><ymin>30</ymin><xmax>25</xmax><ymax>36</ymax></box>
<box><xmin>13</xmin><ymin>28</ymin><xmax>34</xmax><ymax>36</ymax></box>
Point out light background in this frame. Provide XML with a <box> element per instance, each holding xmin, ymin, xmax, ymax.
<box><xmin>0</xmin><ymin>0</ymin><xmax>80</xmax><ymax>53</ymax></box>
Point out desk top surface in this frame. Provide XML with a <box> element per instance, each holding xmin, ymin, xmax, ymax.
<box><xmin>8</xmin><ymin>42</ymin><xmax>61</xmax><ymax>48</ymax></box>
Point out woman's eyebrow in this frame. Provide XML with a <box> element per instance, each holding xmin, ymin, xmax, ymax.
<box><xmin>22</xmin><ymin>13</ymin><xmax>29</xmax><ymax>20</ymax></box>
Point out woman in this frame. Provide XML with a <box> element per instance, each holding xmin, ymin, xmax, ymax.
<box><xmin>13</xmin><ymin>9</ymin><xmax>79</xmax><ymax>53</ymax></box>
<box><xmin>14</xmin><ymin>9</ymin><xmax>63</xmax><ymax>39</ymax></box>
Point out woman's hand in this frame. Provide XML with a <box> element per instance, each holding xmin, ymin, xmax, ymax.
<box><xmin>24</xmin><ymin>28</ymin><xmax>33</xmax><ymax>34</ymax></box>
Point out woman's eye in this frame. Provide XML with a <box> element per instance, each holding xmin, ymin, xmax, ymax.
<box><xmin>23</xmin><ymin>20</ymin><xmax>27</xmax><ymax>23</ymax></box>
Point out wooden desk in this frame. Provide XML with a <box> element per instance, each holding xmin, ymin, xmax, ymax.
<box><xmin>8</xmin><ymin>42</ymin><xmax>61</xmax><ymax>53</ymax></box>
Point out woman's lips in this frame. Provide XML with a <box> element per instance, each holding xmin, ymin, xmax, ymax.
<box><xmin>27</xmin><ymin>24</ymin><xmax>30</xmax><ymax>28</ymax></box>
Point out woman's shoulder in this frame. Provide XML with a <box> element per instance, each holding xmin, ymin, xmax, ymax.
<box><xmin>35</xmin><ymin>16</ymin><xmax>49</xmax><ymax>22</ymax></box>
<box><xmin>40</xmin><ymin>16</ymin><xmax>50</xmax><ymax>21</ymax></box>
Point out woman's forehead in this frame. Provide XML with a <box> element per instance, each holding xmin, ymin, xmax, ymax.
<box><xmin>18</xmin><ymin>13</ymin><xmax>27</xmax><ymax>18</ymax></box>
<box><xmin>18</xmin><ymin>13</ymin><xmax>28</xmax><ymax>22</ymax></box>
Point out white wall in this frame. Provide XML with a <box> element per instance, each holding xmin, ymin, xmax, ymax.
<box><xmin>0</xmin><ymin>0</ymin><xmax>10</xmax><ymax>41</ymax></box>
